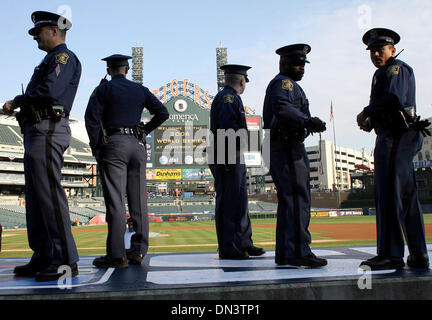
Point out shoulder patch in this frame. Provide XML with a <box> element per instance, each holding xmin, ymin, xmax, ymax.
<box><xmin>55</xmin><ymin>52</ymin><xmax>69</xmax><ymax>65</ymax></box>
<box><xmin>282</xmin><ymin>79</ymin><xmax>294</xmax><ymax>91</ymax></box>
<box><xmin>386</xmin><ymin>65</ymin><xmax>400</xmax><ymax>77</ymax></box>
<box><xmin>223</xmin><ymin>94</ymin><xmax>235</xmax><ymax>103</ymax></box>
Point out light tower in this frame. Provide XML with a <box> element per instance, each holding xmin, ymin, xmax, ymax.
<box><xmin>216</xmin><ymin>42</ymin><xmax>227</xmax><ymax>92</ymax></box>
<box><xmin>132</xmin><ymin>43</ymin><xmax>143</xmax><ymax>85</ymax></box>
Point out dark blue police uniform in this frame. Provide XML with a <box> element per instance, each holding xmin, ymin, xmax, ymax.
<box><xmin>359</xmin><ymin>28</ymin><xmax>429</xmax><ymax>270</ymax></box>
<box><xmin>208</xmin><ymin>64</ymin><xmax>264</xmax><ymax>260</ymax></box>
<box><xmin>263</xmin><ymin>44</ymin><xmax>327</xmax><ymax>267</ymax></box>
<box><xmin>12</xmin><ymin>11</ymin><xmax>81</xmax><ymax>281</ymax></box>
<box><xmin>85</xmin><ymin>55</ymin><xmax>169</xmax><ymax>267</ymax></box>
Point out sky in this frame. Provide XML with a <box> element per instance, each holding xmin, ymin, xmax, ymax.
<box><xmin>1</xmin><ymin>0</ymin><xmax>432</xmax><ymax>153</ymax></box>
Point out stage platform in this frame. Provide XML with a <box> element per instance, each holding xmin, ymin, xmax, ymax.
<box><xmin>0</xmin><ymin>244</ymin><xmax>431</xmax><ymax>300</ymax></box>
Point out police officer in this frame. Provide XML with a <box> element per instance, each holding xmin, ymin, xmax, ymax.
<box><xmin>357</xmin><ymin>28</ymin><xmax>430</xmax><ymax>270</ymax></box>
<box><xmin>208</xmin><ymin>64</ymin><xmax>265</xmax><ymax>260</ymax></box>
<box><xmin>85</xmin><ymin>54</ymin><xmax>169</xmax><ymax>268</ymax></box>
<box><xmin>2</xmin><ymin>11</ymin><xmax>81</xmax><ymax>281</ymax></box>
<box><xmin>262</xmin><ymin>44</ymin><xmax>327</xmax><ymax>267</ymax></box>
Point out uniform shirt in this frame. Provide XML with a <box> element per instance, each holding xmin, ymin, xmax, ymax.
<box><xmin>210</xmin><ymin>86</ymin><xmax>247</xmax><ymax>133</ymax></box>
<box><xmin>263</xmin><ymin>73</ymin><xmax>311</xmax><ymax>133</ymax></box>
<box><xmin>364</xmin><ymin>59</ymin><xmax>416</xmax><ymax>117</ymax></box>
<box><xmin>13</xmin><ymin>43</ymin><xmax>81</xmax><ymax>114</ymax></box>
<box><xmin>84</xmin><ymin>75</ymin><xmax>169</xmax><ymax>152</ymax></box>
<box><xmin>209</xmin><ymin>86</ymin><xmax>247</xmax><ymax>160</ymax></box>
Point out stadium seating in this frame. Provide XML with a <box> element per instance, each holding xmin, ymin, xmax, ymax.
<box><xmin>248</xmin><ymin>202</ymin><xmax>264</xmax><ymax>212</ymax></box>
<box><xmin>0</xmin><ymin>125</ymin><xmax>22</xmax><ymax>146</ymax></box>
<box><xmin>256</xmin><ymin>201</ymin><xmax>278</xmax><ymax>211</ymax></box>
<box><xmin>0</xmin><ymin>207</ymin><xmax>26</xmax><ymax>228</ymax></box>
<box><xmin>69</xmin><ymin>137</ymin><xmax>92</xmax><ymax>153</ymax></box>
<box><xmin>182</xmin><ymin>195</ymin><xmax>212</xmax><ymax>202</ymax></box>
<box><xmin>181</xmin><ymin>204</ymin><xmax>215</xmax><ymax>213</ymax></box>
<box><xmin>148</xmin><ymin>205</ymin><xmax>180</xmax><ymax>214</ymax></box>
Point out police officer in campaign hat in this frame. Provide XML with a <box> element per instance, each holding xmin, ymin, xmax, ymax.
<box><xmin>2</xmin><ymin>11</ymin><xmax>81</xmax><ymax>281</ymax></box>
<box><xmin>357</xmin><ymin>28</ymin><xmax>430</xmax><ymax>270</ymax></box>
<box><xmin>208</xmin><ymin>64</ymin><xmax>265</xmax><ymax>260</ymax></box>
<box><xmin>262</xmin><ymin>44</ymin><xmax>327</xmax><ymax>267</ymax></box>
<box><xmin>85</xmin><ymin>54</ymin><xmax>169</xmax><ymax>268</ymax></box>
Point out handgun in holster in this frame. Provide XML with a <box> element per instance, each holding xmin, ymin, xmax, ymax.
<box><xmin>16</xmin><ymin>105</ymin><xmax>41</xmax><ymax>129</ymax></box>
<box><xmin>271</xmin><ymin>116</ymin><xmax>307</xmax><ymax>145</ymax></box>
<box><xmin>52</xmin><ymin>105</ymin><xmax>65</xmax><ymax>122</ymax></box>
<box><xmin>134</xmin><ymin>122</ymin><xmax>147</xmax><ymax>144</ymax></box>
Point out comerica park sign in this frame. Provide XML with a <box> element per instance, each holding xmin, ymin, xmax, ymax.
<box><xmin>142</xmin><ymin>78</ymin><xmax>264</xmax><ymax>177</ymax></box>
<box><xmin>151</xmin><ymin>78</ymin><xmax>215</xmax><ymax>109</ymax></box>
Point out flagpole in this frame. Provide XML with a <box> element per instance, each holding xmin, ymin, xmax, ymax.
<box><xmin>330</xmin><ymin>100</ymin><xmax>340</xmax><ymax>207</ymax></box>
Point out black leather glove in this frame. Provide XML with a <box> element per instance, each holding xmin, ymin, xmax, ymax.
<box><xmin>411</xmin><ymin>116</ymin><xmax>431</xmax><ymax>137</ymax></box>
<box><xmin>307</xmin><ymin>117</ymin><xmax>326</xmax><ymax>133</ymax></box>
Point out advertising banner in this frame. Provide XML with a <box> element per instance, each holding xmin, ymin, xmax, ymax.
<box><xmin>154</xmin><ymin>168</ymin><xmax>182</xmax><ymax>180</ymax></box>
<box><xmin>182</xmin><ymin>168</ymin><xmax>213</xmax><ymax>179</ymax></box>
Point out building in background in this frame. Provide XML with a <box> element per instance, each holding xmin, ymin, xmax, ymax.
<box><xmin>306</xmin><ymin>140</ymin><xmax>374</xmax><ymax>191</ymax></box>
<box><xmin>413</xmin><ymin>117</ymin><xmax>432</xmax><ymax>169</ymax></box>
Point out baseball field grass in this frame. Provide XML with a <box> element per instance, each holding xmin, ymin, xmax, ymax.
<box><xmin>1</xmin><ymin>214</ymin><xmax>432</xmax><ymax>258</ymax></box>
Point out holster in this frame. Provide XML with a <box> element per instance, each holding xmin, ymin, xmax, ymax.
<box><xmin>134</xmin><ymin>122</ymin><xmax>147</xmax><ymax>143</ymax></box>
<box><xmin>16</xmin><ymin>105</ymin><xmax>65</xmax><ymax>130</ymax></box>
<box><xmin>271</xmin><ymin>118</ymin><xmax>307</xmax><ymax>145</ymax></box>
<box><xmin>373</xmin><ymin>107</ymin><xmax>414</xmax><ymax>134</ymax></box>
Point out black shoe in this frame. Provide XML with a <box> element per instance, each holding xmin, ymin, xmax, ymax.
<box><xmin>93</xmin><ymin>255</ymin><xmax>128</xmax><ymax>269</ymax></box>
<box><xmin>126</xmin><ymin>252</ymin><xmax>144</xmax><ymax>265</ymax></box>
<box><xmin>245</xmin><ymin>246</ymin><xmax>266</xmax><ymax>256</ymax></box>
<box><xmin>35</xmin><ymin>263</ymin><xmax>78</xmax><ymax>282</ymax></box>
<box><xmin>407</xmin><ymin>254</ymin><xmax>430</xmax><ymax>269</ymax></box>
<box><xmin>219</xmin><ymin>251</ymin><xmax>249</xmax><ymax>260</ymax></box>
<box><xmin>359</xmin><ymin>256</ymin><xmax>405</xmax><ymax>270</ymax></box>
<box><xmin>276</xmin><ymin>253</ymin><xmax>328</xmax><ymax>267</ymax></box>
<box><xmin>14</xmin><ymin>260</ymin><xmax>49</xmax><ymax>277</ymax></box>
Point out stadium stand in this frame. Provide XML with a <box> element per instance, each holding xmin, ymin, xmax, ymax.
<box><xmin>0</xmin><ymin>207</ymin><xmax>27</xmax><ymax>228</ymax></box>
<box><xmin>256</xmin><ymin>201</ymin><xmax>278</xmax><ymax>211</ymax></box>
<box><xmin>182</xmin><ymin>195</ymin><xmax>212</xmax><ymax>202</ymax></box>
<box><xmin>0</xmin><ymin>116</ymin><xmax>97</xmax><ymax>201</ymax></box>
<box><xmin>181</xmin><ymin>204</ymin><xmax>215</xmax><ymax>213</ymax></box>
<box><xmin>0</xmin><ymin>125</ymin><xmax>22</xmax><ymax>146</ymax></box>
<box><xmin>248</xmin><ymin>202</ymin><xmax>264</xmax><ymax>212</ymax></box>
<box><xmin>148</xmin><ymin>205</ymin><xmax>181</xmax><ymax>214</ymax></box>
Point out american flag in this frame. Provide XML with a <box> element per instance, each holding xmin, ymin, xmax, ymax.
<box><xmin>330</xmin><ymin>101</ymin><xmax>334</xmax><ymax>121</ymax></box>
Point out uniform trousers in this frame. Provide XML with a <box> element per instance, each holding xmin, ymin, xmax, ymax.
<box><xmin>269</xmin><ymin>139</ymin><xmax>312</xmax><ymax>259</ymax></box>
<box><xmin>99</xmin><ymin>134</ymin><xmax>149</xmax><ymax>259</ymax></box>
<box><xmin>23</xmin><ymin>118</ymin><xmax>79</xmax><ymax>266</ymax></box>
<box><xmin>209</xmin><ymin>162</ymin><xmax>253</xmax><ymax>255</ymax></box>
<box><xmin>374</xmin><ymin>128</ymin><xmax>427</xmax><ymax>258</ymax></box>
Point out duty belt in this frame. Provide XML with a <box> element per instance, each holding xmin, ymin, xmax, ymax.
<box><xmin>16</xmin><ymin>105</ymin><xmax>68</xmax><ymax>130</ymax></box>
<box><xmin>107</xmin><ymin>127</ymin><xmax>138</xmax><ymax>136</ymax></box>
<box><xmin>38</xmin><ymin>107</ymin><xmax>69</xmax><ymax>120</ymax></box>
